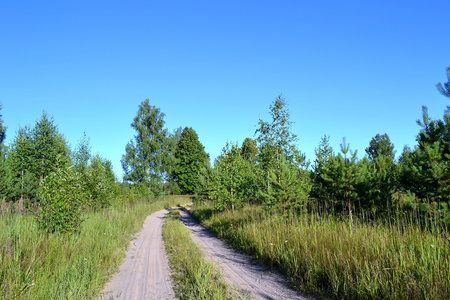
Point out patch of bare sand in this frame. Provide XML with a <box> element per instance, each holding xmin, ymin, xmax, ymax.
<box><xmin>98</xmin><ymin>209</ymin><xmax>175</xmax><ymax>300</ymax></box>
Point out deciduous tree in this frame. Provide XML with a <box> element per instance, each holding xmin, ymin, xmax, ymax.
<box><xmin>121</xmin><ymin>100</ymin><xmax>172</xmax><ymax>195</ymax></box>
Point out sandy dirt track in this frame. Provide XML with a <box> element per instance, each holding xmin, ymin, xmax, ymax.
<box><xmin>98</xmin><ymin>209</ymin><xmax>175</xmax><ymax>300</ymax></box>
<box><xmin>180</xmin><ymin>209</ymin><xmax>309</xmax><ymax>300</ymax></box>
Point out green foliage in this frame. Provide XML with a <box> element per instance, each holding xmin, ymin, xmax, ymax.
<box><xmin>32</xmin><ymin>112</ymin><xmax>71</xmax><ymax>182</ymax></box>
<box><xmin>240</xmin><ymin>137</ymin><xmax>258</xmax><ymax>163</ymax></box>
<box><xmin>5</xmin><ymin>113</ymin><xmax>71</xmax><ymax>204</ymax></box>
<box><xmin>174</xmin><ymin>127</ymin><xmax>209</xmax><ymax>194</ymax></box>
<box><xmin>36</xmin><ymin>166</ymin><xmax>83</xmax><ymax>233</ymax></box>
<box><xmin>121</xmin><ymin>100</ymin><xmax>173</xmax><ymax>196</ymax></box>
<box><xmin>365</xmin><ymin>133</ymin><xmax>396</xmax><ymax>161</ymax></box>
<box><xmin>73</xmin><ymin>131</ymin><xmax>91</xmax><ymax>171</ymax></box>
<box><xmin>211</xmin><ymin>143</ymin><xmax>259</xmax><ymax>211</ymax></box>
<box><xmin>401</xmin><ymin>105</ymin><xmax>450</xmax><ymax>203</ymax></box>
<box><xmin>255</xmin><ymin>95</ymin><xmax>303</xmax><ymax>171</ymax></box>
<box><xmin>192</xmin><ymin>203</ymin><xmax>450</xmax><ymax>300</ymax></box>
<box><xmin>80</xmin><ymin>155</ymin><xmax>117</xmax><ymax>210</ymax></box>
<box><xmin>0</xmin><ymin>196</ymin><xmax>183</xmax><ymax>299</ymax></box>
<box><xmin>6</xmin><ymin>126</ymin><xmax>37</xmax><ymax>202</ymax></box>
<box><xmin>260</xmin><ymin>156</ymin><xmax>311</xmax><ymax>211</ymax></box>
<box><xmin>436</xmin><ymin>66</ymin><xmax>450</xmax><ymax>98</ymax></box>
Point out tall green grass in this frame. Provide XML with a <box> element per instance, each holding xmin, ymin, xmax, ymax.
<box><xmin>191</xmin><ymin>203</ymin><xmax>450</xmax><ymax>299</ymax></box>
<box><xmin>163</xmin><ymin>209</ymin><xmax>233</xmax><ymax>299</ymax></box>
<box><xmin>0</xmin><ymin>196</ymin><xmax>187</xmax><ymax>299</ymax></box>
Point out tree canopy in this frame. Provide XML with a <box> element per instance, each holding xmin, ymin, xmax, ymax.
<box><xmin>174</xmin><ymin>127</ymin><xmax>209</xmax><ymax>194</ymax></box>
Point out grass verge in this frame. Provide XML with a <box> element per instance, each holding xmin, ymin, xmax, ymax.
<box><xmin>162</xmin><ymin>209</ymin><xmax>232</xmax><ymax>299</ymax></box>
<box><xmin>191</xmin><ymin>203</ymin><xmax>450</xmax><ymax>300</ymax></box>
<box><xmin>0</xmin><ymin>195</ymin><xmax>189</xmax><ymax>299</ymax></box>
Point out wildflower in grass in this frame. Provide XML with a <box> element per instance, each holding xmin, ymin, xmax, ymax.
<box><xmin>284</xmin><ymin>240</ymin><xmax>288</xmax><ymax>243</ymax></box>
<box><xmin>269</xmin><ymin>243</ymin><xmax>273</xmax><ymax>246</ymax></box>
<box><xmin>431</xmin><ymin>244</ymin><xmax>435</xmax><ymax>248</ymax></box>
<box><xmin>66</xmin><ymin>231</ymin><xmax>72</xmax><ymax>236</ymax></box>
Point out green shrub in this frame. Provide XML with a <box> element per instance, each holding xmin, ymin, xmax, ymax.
<box><xmin>36</xmin><ymin>167</ymin><xmax>83</xmax><ymax>233</ymax></box>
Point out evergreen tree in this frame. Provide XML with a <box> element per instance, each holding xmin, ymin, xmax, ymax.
<box><xmin>6</xmin><ymin>113</ymin><xmax>70</xmax><ymax>203</ymax></box>
<box><xmin>241</xmin><ymin>137</ymin><xmax>258</xmax><ymax>163</ymax></box>
<box><xmin>211</xmin><ymin>143</ymin><xmax>258</xmax><ymax>211</ymax></box>
<box><xmin>73</xmin><ymin>131</ymin><xmax>91</xmax><ymax>172</ymax></box>
<box><xmin>6</xmin><ymin>126</ymin><xmax>37</xmax><ymax>201</ymax></box>
<box><xmin>32</xmin><ymin>112</ymin><xmax>71</xmax><ymax>182</ymax></box>
<box><xmin>121</xmin><ymin>100</ymin><xmax>172</xmax><ymax>195</ymax></box>
<box><xmin>365</xmin><ymin>133</ymin><xmax>396</xmax><ymax>161</ymax></box>
<box><xmin>400</xmin><ymin>67</ymin><xmax>450</xmax><ymax>204</ymax></box>
<box><xmin>174</xmin><ymin>127</ymin><xmax>209</xmax><ymax>194</ymax></box>
<box><xmin>311</xmin><ymin>135</ymin><xmax>334</xmax><ymax>205</ymax></box>
<box><xmin>254</xmin><ymin>95</ymin><xmax>309</xmax><ymax>208</ymax></box>
<box><xmin>437</xmin><ymin>67</ymin><xmax>450</xmax><ymax>98</ymax></box>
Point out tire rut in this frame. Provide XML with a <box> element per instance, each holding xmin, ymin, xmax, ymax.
<box><xmin>180</xmin><ymin>209</ymin><xmax>311</xmax><ymax>300</ymax></box>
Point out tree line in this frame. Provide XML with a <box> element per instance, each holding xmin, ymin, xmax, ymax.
<box><xmin>0</xmin><ymin>111</ymin><xmax>117</xmax><ymax>232</ymax></box>
<box><xmin>119</xmin><ymin>68</ymin><xmax>450</xmax><ymax>225</ymax></box>
<box><xmin>1</xmin><ymin>67</ymin><xmax>448</xmax><ymax>231</ymax></box>
<box><xmin>196</xmin><ymin>68</ymin><xmax>450</xmax><ymax>226</ymax></box>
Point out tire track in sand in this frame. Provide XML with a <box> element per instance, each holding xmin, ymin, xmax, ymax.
<box><xmin>98</xmin><ymin>209</ymin><xmax>175</xmax><ymax>300</ymax></box>
<box><xmin>180</xmin><ymin>209</ymin><xmax>311</xmax><ymax>300</ymax></box>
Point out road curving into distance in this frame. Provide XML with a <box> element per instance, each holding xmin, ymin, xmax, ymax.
<box><xmin>99</xmin><ymin>207</ymin><xmax>309</xmax><ymax>299</ymax></box>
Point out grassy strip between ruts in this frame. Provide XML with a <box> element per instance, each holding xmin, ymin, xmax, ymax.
<box><xmin>162</xmin><ymin>209</ymin><xmax>234</xmax><ymax>300</ymax></box>
<box><xmin>0</xmin><ymin>195</ymin><xmax>189</xmax><ymax>299</ymax></box>
<box><xmin>190</xmin><ymin>203</ymin><xmax>450</xmax><ymax>300</ymax></box>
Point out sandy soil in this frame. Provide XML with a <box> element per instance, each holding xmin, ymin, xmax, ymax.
<box><xmin>180</xmin><ymin>209</ymin><xmax>310</xmax><ymax>300</ymax></box>
<box><xmin>98</xmin><ymin>209</ymin><xmax>175</xmax><ymax>300</ymax></box>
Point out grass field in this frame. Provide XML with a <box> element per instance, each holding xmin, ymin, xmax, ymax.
<box><xmin>0</xmin><ymin>195</ymin><xmax>188</xmax><ymax>299</ymax></box>
<box><xmin>191</xmin><ymin>203</ymin><xmax>450</xmax><ymax>300</ymax></box>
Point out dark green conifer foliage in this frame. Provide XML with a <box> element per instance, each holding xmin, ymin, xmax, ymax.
<box><xmin>6</xmin><ymin>113</ymin><xmax>70</xmax><ymax>203</ymax></box>
<box><xmin>436</xmin><ymin>67</ymin><xmax>450</xmax><ymax>98</ymax></box>
<box><xmin>400</xmin><ymin>67</ymin><xmax>450</xmax><ymax>206</ymax></box>
<box><xmin>311</xmin><ymin>135</ymin><xmax>334</xmax><ymax>205</ymax></box>
<box><xmin>240</xmin><ymin>137</ymin><xmax>258</xmax><ymax>163</ymax></box>
<box><xmin>32</xmin><ymin>112</ymin><xmax>71</xmax><ymax>182</ymax></box>
<box><xmin>174</xmin><ymin>127</ymin><xmax>208</xmax><ymax>194</ymax></box>
<box><xmin>365</xmin><ymin>133</ymin><xmax>396</xmax><ymax>161</ymax></box>
<box><xmin>7</xmin><ymin>126</ymin><xmax>37</xmax><ymax>201</ymax></box>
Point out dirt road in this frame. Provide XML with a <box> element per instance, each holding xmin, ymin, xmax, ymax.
<box><xmin>98</xmin><ymin>209</ymin><xmax>175</xmax><ymax>300</ymax></box>
<box><xmin>180</xmin><ymin>210</ymin><xmax>309</xmax><ymax>300</ymax></box>
<box><xmin>99</xmin><ymin>208</ymin><xmax>308</xmax><ymax>299</ymax></box>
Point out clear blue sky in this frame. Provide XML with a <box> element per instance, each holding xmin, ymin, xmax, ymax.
<box><xmin>1</xmin><ymin>0</ymin><xmax>449</xmax><ymax>179</ymax></box>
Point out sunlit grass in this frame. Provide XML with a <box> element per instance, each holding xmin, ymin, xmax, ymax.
<box><xmin>0</xmin><ymin>196</ymin><xmax>187</xmax><ymax>299</ymax></box>
<box><xmin>191</xmin><ymin>202</ymin><xmax>450</xmax><ymax>300</ymax></box>
<box><xmin>163</xmin><ymin>209</ymin><xmax>233</xmax><ymax>299</ymax></box>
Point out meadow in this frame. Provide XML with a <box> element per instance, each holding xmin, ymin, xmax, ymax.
<box><xmin>0</xmin><ymin>196</ymin><xmax>184</xmax><ymax>299</ymax></box>
<box><xmin>191</xmin><ymin>202</ymin><xmax>450</xmax><ymax>300</ymax></box>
